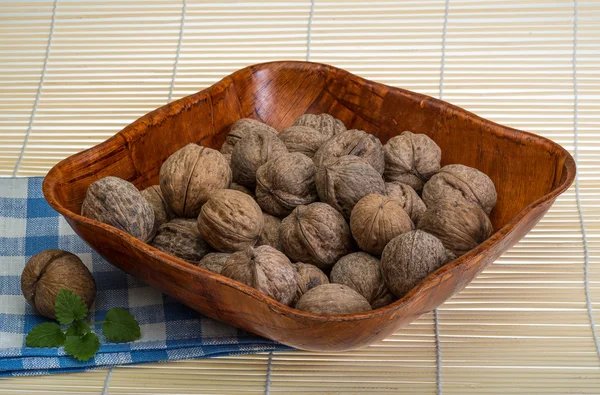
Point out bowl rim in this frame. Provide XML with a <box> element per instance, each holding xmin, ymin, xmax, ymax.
<box><xmin>43</xmin><ymin>60</ymin><xmax>577</xmax><ymax>323</ymax></box>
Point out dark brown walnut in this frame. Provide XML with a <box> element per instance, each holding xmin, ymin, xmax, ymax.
<box><xmin>198</xmin><ymin>252</ymin><xmax>231</xmax><ymax>274</ymax></box>
<box><xmin>292</xmin><ymin>113</ymin><xmax>346</xmax><ymax>137</ymax></box>
<box><xmin>422</xmin><ymin>164</ymin><xmax>497</xmax><ymax>215</ymax></box>
<box><xmin>197</xmin><ymin>189</ymin><xmax>264</xmax><ymax>252</ymax></box>
<box><xmin>231</xmin><ymin>129</ymin><xmax>288</xmax><ymax>188</ymax></box>
<box><xmin>313</xmin><ymin>129</ymin><xmax>385</xmax><ymax>175</ymax></box>
<box><xmin>160</xmin><ymin>143</ymin><xmax>231</xmax><ymax>218</ymax></box>
<box><xmin>417</xmin><ymin>198</ymin><xmax>494</xmax><ymax>257</ymax></box>
<box><xmin>150</xmin><ymin>218</ymin><xmax>211</xmax><ymax>264</ymax></box>
<box><xmin>292</xmin><ymin>263</ymin><xmax>329</xmax><ymax>304</ymax></box>
<box><xmin>21</xmin><ymin>250</ymin><xmax>96</xmax><ymax>319</ymax></box>
<box><xmin>295</xmin><ymin>284</ymin><xmax>372</xmax><ymax>315</ymax></box>
<box><xmin>330</xmin><ymin>252</ymin><xmax>395</xmax><ymax>308</ymax></box>
<box><xmin>385</xmin><ymin>182</ymin><xmax>427</xmax><ymax>224</ymax></box>
<box><xmin>230</xmin><ymin>182</ymin><xmax>253</xmax><ymax>197</ymax></box>
<box><xmin>383</xmin><ymin>131</ymin><xmax>441</xmax><ymax>192</ymax></box>
<box><xmin>280</xmin><ymin>203</ymin><xmax>353</xmax><ymax>271</ymax></box>
<box><xmin>256</xmin><ymin>152</ymin><xmax>318</xmax><ymax>217</ymax></box>
<box><xmin>221</xmin><ymin>245</ymin><xmax>297</xmax><ymax>306</ymax></box>
<box><xmin>278</xmin><ymin>125</ymin><xmax>331</xmax><ymax>158</ymax></box>
<box><xmin>257</xmin><ymin>212</ymin><xmax>283</xmax><ymax>252</ymax></box>
<box><xmin>315</xmin><ymin>155</ymin><xmax>385</xmax><ymax>219</ymax></box>
<box><xmin>220</xmin><ymin>118</ymin><xmax>278</xmax><ymax>155</ymax></box>
<box><xmin>349</xmin><ymin>194</ymin><xmax>413</xmax><ymax>256</ymax></box>
<box><xmin>381</xmin><ymin>230</ymin><xmax>448</xmax><ymax>298</ymax></box>
<box><xmin>82</xmin><ymin>176</ymin><xmax>156</xmax><ymax>242</ymax></box>
<box><xmin>141</xmin><ymin>185</ymin><xmax>174</xmax><ymax>227</ymax></box>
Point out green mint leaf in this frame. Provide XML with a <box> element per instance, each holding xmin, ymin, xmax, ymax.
<box><xmin>102</xmin><ymin>308</ymin><xmax>141</xmax><ymax>342</ymax></box>
<box><xmin>26</xmin><ymin>322</ymin><xmax>66</xmax><ymax>348</ymax></box>
<box><xmin>64</xmin><ymin>332</ymin><xmax>100</xmax><ymax>361</ymax></box>
<box><xmin>66</xmin><ymin>320</ymin><xmax>90</xmax><ymax>338</ymax></box>
<box><xmin>55</xmin><ymin>289</ymin><xmax>88</xmax><ymax>325</ymax></box>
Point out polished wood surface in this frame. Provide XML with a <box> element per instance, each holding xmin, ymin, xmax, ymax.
<box><xmin>43</xmin><ymin>61</ymin><xmax>575</xmax><ymax>352</ymax></box>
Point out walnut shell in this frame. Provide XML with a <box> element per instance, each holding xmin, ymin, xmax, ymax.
<box><xmin>292</xmin><ymin>113</ymin><xmax>346</xmax><ymax>137</ymax></box>
<box><xmin>197</xmin><ymin>189</ymin><xmax>264</xmax><ymax>252</ymax></box>
<box><xmin>381</xmin><ymin>230</ymin><xmax>448</xmax><ymax>298</ymax></box>
<box><xmin>198</xmin><ymin>252</ymin><xmax>231</xmax><ymax>274</ymax></box>
<box><xmin>293</xmin><ymin>263</ymin><xmax>329</xmax><ymax>304</ymax></box>
<box><xmin>82</xmin><ymin>176</ymin><xmax>156</xmax><ymax>242</ymax></box>
<box><xmin>330</xmin><ymin>252</ymin><xmax>395</xmax><ymax>308</ymax></box>
<box><xmin>278</xmin><ymin>125</ymin><xmax>331</xmax><ymax>158</ymax></box>
<box><xmin>231</xmin><ymin>129</ymin><xmax>288</xmax><ymax>188</ymax></box>
<box><xmin>383</xmin><ymin>131</ymin><xmax>441</xmax><ymax>192</ymax></box>
<box><xmin>160</xmin><ymin>143</ymin><xmax>232</xmax><ymax>218</ymax></box>
<box><xmin>280</xmin><ymin>203</ymin><xmax>353</xmax><ymax>271</ymax></box>
<box><xmin>315</xmin><ymin>155</ymin><xmax>385</xmax><ymax>219</ymax></box>
<box><xmin>256</xmin><ymin>152</ymin><xmax>318</xmax><ymax>217</ymax></box>
<box><xmin>220</xmin><ymin>118</ymin><xmax>278</xmax><ymax>155</ymax></box>
<box><xmin>21</xmin><ymin>250</ymin><xmax>96</xmax><ymax>319</ymax></box>
<box><xmin>314</xmin><ymin>129</ymin><xmax>385</xmax><ymax>174</ymax></box>
<box><xmin>257</xmin><ymin>212</ymin><xmax>283</xmax><ymax>252</ymax></box>
<box><xmin>230</xmin><ymin>182</ymin><xmax>254</xmax><ymax>197</ymax></box>
<box><xmin>221</xmin><ymin>245</ymin><xmax>297</xmax><ymax>306</ymax></box>
<box><xmin>349</xmin><ymin>194</ymin><xmax>413</xmax><ymax>256</ymax></box>
<box><xmin>417</xmin><ymin>199</ymin><xmax>493</xmax><ymax>257</ymax></box>
<box><xmin>422</xmin><ymin>164</ymin><xmax>497</xmax><ymax>215</ymax></box>
<box><xmin>295</xmin><ymin>284</ymin><xmax>372</xmax><ymax>315</ymax></box>
<box><xmin>141</xmin><ymin>185</ymin><xmax>174</xmax><ymax>227</ymax></box>
<box><xmin>150</xmin><ymin>218</ymin><xmax>211</xmax><ymax>264</ymax></box>
<box><xmin>385</xmin><ymin>182</ymin><xmax>427</xmax><ymax>224</ymax></box>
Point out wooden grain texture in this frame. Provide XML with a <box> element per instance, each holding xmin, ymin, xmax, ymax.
<box><xmin>42</xmin><ymin>61</ymin><xmax>575</xmax><ymax>352</ymax></box>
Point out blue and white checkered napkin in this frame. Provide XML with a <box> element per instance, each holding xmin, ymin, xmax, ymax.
<box><xmin>0</xmin><ymin>177</ymin><xmax>289</xmax><ymax>377</ymax></box>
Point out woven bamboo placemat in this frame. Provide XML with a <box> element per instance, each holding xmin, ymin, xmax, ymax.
<box><xmin>1</xmin><ymin>0</ymin><xmax>599</xmax><ymax>393</ymax></box>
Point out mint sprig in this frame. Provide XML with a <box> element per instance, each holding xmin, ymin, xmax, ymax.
<box><xmin>25</xmin><ymin>289</ymin><xmax>141</xmax><ymax>361</ymax></box>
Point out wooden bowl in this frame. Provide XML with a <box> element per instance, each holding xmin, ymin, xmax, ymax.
<box><xmin>43</xmin><ymin>61</ymin><xmax>575</xmax><ymax>352</ymax></box>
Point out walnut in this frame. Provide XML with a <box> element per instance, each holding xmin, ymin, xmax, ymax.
<box><xmin>383</xmin><ymin>131</ymin><xmax>441</xmax><ymax>192</ymax></box>
<box><xmin>295</xmin><ymin>284</ymin><xmax>372</xmax><ymax>315</ymax></box>
<box><xmin>422</xmin><ymin>164</ymin><xmax>497</xmax><ymax>215</ymax></box>
<box><xmin>82</xmin><ymin>176</ymin><xmax>156</xmax><ymax>242</ymax></box>
<box><xmin>257</xmin><ymin>212</ymin><xmax>283</xmax><ymax>252</ymax></box>
<box><xmin>292</xmin><ymin>263</ymin><xmax>329</xmax><ymax>304</ymax></box>
<box><xmin>314</xmin><ymin>129</ymin><xmax>385</xmax><ymax>174</ymax></box>
<box><xmin>197</xmin><ymin>189</ymin><xmax>264</xmax><ymax>252</ymax></box>
<box><xmin>384</xmin><ymin>182</ymin><xmax>427</xmax><ymax>224</ymax></box>
<box><xmin>150</xmin><ymin>218</ymin><xmax>211</xmax><ymax>264</ymax></box>
<box><xmin>160</xmin><ymin>143</ymin><xmax>231</xmax><ymax>218</ymax></box>
<box><xmin>141</xmin><ymin>185</ymin><xmax>174</xmax><ymax>227</ymax></box>
<box><xmin>231</xmin><ymin>129</ymin><xmax>288</xmax><ymax>188</ymax></box>
<box><xmin>280</xmin><ymin>203</ymin><xmax>353</xmax><ymax>271</ymax></box>
<box><xmin>349</xmin><ymin>194</ymin><xmax>413</xmax><ymax>256</ymax></box>
<box><xmin>278</xmin><ymin>125</ymin><xmax>331</xmax><ymax>158</ymax></box>
<box><xmin>417</xmin><ymin>199</ymin><xmax>493</xmax><ymax>257</ymax></box>
<box><xmin>381</xmin><ymin>230</ymin><xmax>448</xmax><ymax>298</ymax></box>
<box><xmin>315</xmin><ymin>155</ymin><xmax>385</xmax><ymax>219</ymax></box>
<box><xmin>221</xmin><ymin>246</ymin><xmax>297</xmax><ymax>306</ymax></box>
<box><xmin>292</xmin><ymin>113</ymin><xmax>346</xmax><ymax>137</ymax></box>
<box><xmin>256</xmin><ymin>152</ymin><xmax>318</xmax><ymax>216</ymax></box>
<box><xmin>330</xmin><ymin>252</ymin><xmax>395</xmax><ymax>308</ymax></box>
<box><xmin>220</xmin><ymin>118</ymin><xmax>278</xmax><ymax>155</ymax></box>
<box><xmin>230</xmin><ymin>182</ymin><xmax>254</xmax><ymax>197</ymax></box>
<box><xmin>21</xmin><ymin>250</ymin><xmax>96</xmax><ymax>319</ymax></box>
<box><xmin>198</xmin><ymin>252</ymin><xmax>231</xmax><ymax>274</ymax></box>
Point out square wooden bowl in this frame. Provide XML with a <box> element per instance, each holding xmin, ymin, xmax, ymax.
<box><xmin>43</xmin><ymin>61</ymin><xmax>575</xmax><ymax>352</ymax></box>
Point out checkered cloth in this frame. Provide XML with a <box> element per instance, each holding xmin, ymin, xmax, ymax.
<box><xmin>0</xmin><ymin>177</ymin><xmax>289</xmax><ymax>377</ymax></box>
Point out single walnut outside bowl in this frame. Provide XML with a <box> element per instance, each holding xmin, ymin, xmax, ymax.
<box><xmin>43</xmin><ymin>61</ymin><xmax>575</xmax><ymax>352</ymax></box>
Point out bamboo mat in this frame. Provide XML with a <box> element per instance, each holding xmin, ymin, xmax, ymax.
<box><xmin>1</xmin><ymin>0</ymin><xmax>599</xmax><ymax>393</ymax></box>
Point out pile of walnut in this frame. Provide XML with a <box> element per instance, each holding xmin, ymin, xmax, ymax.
<box><xmin>82</xmin><ymin>114</ymin><xmax>496</xmax><ymax>316</ymax></box>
